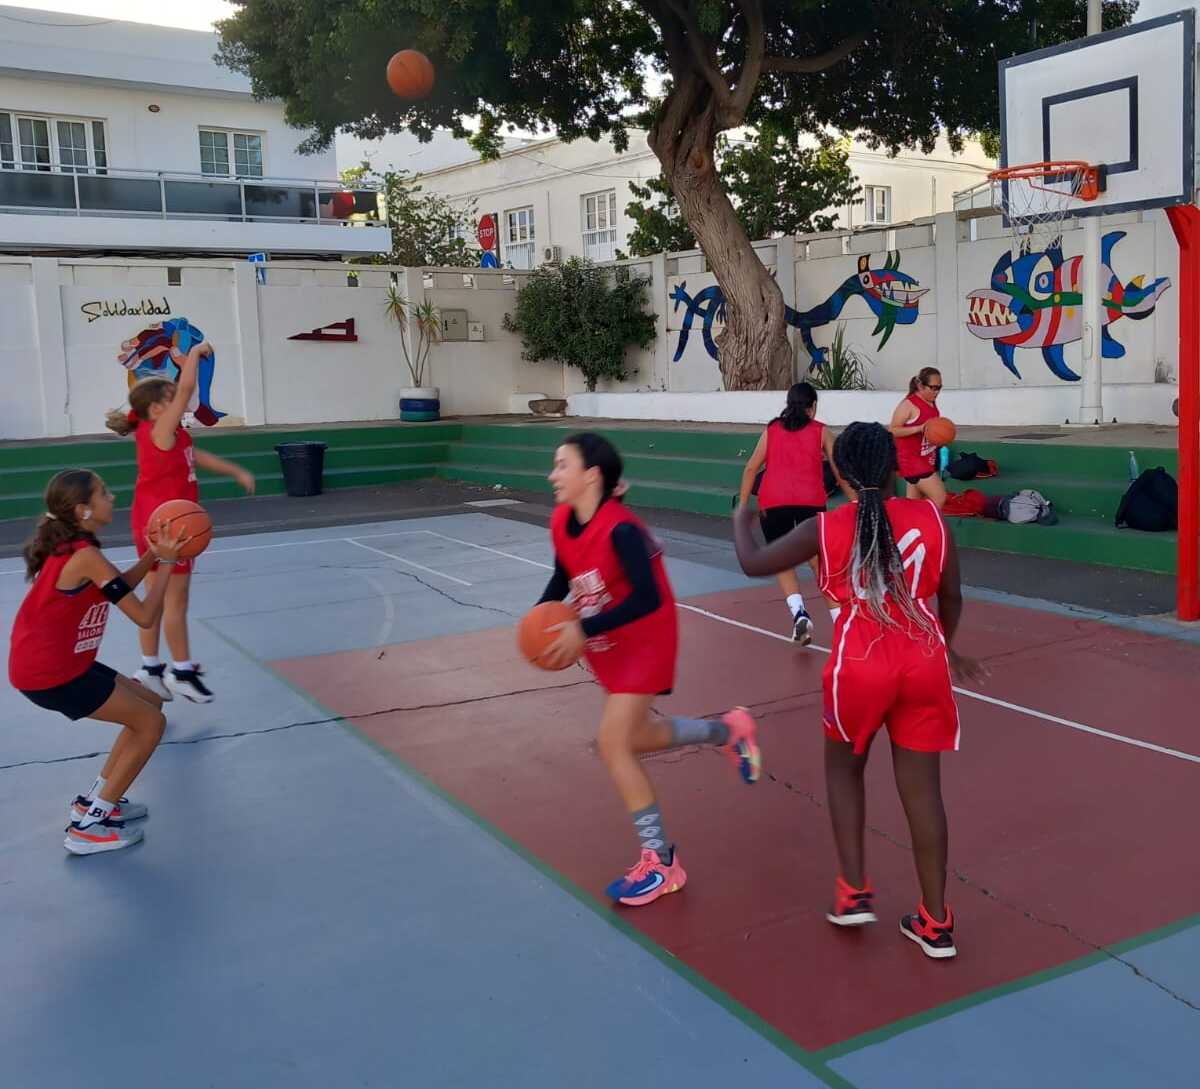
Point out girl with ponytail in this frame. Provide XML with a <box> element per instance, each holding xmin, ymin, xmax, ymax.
<box><xmin>889</xmin><ymin>366</ymin><xmax>947</xmax><ymax>508</ymax></box>
<box><xmin>738</xmin><ymin>382</ymin><xmax>853</xmax><ymax>643</ymax></box>
<box><xmin>536</xmin><ymin>432</ymin><xmax>762</xmax><ymax>909</ymax></box>
<box><xmin>105</xmin><ymin>344</ymin><xmax>254</xmax><ymax>704</ymax></box>
<box><xmin>732</xmin><ymin>421</ymin><xmax>984</xmax><ymax>961</ymax></box>
<box><xmin>9</xmin><ymin>469</ymin><xmax>189</xmax><ymax>854</ymax></box>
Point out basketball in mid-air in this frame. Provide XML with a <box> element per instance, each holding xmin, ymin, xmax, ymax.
<box><xmin>925</xmin><ymin>417</ymin><xmax>957</xmax><ymax>447</ymax></box>
<box><xmin>386</xmin><ymin>49</ymin><xmax>435</xmax><ymax>99</ymax></box>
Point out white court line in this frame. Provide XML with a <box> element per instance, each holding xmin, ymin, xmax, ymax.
<box><xmin>344</xmin><ymin>538</ymin><xmax>473</xmax><ymax>587</ymax></box>
<box><xmin>425</xmin><ymin>537</ymin><xmax>1200</xmax><ymax>767</ymax></box>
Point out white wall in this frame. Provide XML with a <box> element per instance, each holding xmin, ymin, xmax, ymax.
<box><xmin>0</xmin><ymin>75</ymin><xmax>335</xmax><ymax>180</ymax></box>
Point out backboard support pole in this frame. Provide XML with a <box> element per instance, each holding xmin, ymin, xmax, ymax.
<box><xmin>1166</xmin><ymin>203</ymin><xmax>1200</xmax><ymax>622</ymax></box>
<box><xmin>1077</xmin><ymin>0</ymin><xmax>1104</xmax><ymax>425</ymax></box>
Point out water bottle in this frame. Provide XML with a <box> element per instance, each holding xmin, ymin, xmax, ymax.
<box><xmin>938</xmin><ymin>446</ymin><xmax>951</xmax><ymax>478</ymax></box>
<box><xmin>1128</xmin><ymin>451</ymin><xmax>1139</xmax><ymax>481</ymax></box>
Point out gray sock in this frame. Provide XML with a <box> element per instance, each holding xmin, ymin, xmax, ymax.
<box><xmin>631</xmin><ymin>803</ymin><xmax>672</xmax><ymax>864</ymax></box>
<box><xmin>668</xmin><ymin>716</ymin><xmax>730</xmax><ymax>748</ymax></box>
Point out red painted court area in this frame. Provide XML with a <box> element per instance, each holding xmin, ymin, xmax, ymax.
<box><xmin>273</xmin><ymin>586</ymin><xmax>1200</xmax><ymax>1052</ymax></box>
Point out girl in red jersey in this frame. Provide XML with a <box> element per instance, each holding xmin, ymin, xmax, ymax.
<box><xmin>733</xmin><ymin>422</ymin><xmax>985</xmax><ymax>958</ymax></box>
<box><xmin>538</xmin><ymin>433</ymin><xmax>762</xmax><ymax>907</ymax></box>
<box><xmin>106</xmin><ymin>344</ymin><xmax>254</xmax><ymax>703</ymax></box>
<box><xmin>9</xmin><ymin>469</ymin><xmax>188</xmax><ymax>855</ymax></box>
<box><xmin>738</xmin><ymin>382</ymin><xmax>854</xmax><ymax>644</ymax></box>
<box><xmin>889</xmin><ymin>367</ymin><xmax>947</xmax><ymax>508</ymax></box>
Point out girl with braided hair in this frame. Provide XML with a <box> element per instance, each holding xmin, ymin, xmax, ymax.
<box><xmin>733</xmin><ymin>422</ymin><xmax>984</xmax><ymax>960</ymax></box>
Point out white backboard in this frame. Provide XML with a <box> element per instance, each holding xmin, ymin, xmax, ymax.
<box><xmin>999</xmin><ymin>9</ymin><xmax>1195</xmax><ymax>217</ymax></box>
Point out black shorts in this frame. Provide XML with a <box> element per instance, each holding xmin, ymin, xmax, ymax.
<box><xmin>905</xmin><ymin>471</ymin><xmax>935</xmax><ymax>485</ymax></box>
<box><xmin>20</xmin><ymin>662</ymin><xmax>117</xmax><ymax>721</ymax></box>
<box><xmin>760</xmin><ymin>505</ymin><xmax>825</xmax><ymax>543</ymax></box>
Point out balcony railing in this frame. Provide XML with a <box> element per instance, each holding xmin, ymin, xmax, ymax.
<box><xmin>0</xmin><ymin>161</ymin><xmax>386</xmax><ymax>227</ymax></box>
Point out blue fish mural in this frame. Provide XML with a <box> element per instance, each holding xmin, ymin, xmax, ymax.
<box><xmin>118</xmin><ymin>318</ymin><xmax>225</xmax><ymax>426</ymax></box>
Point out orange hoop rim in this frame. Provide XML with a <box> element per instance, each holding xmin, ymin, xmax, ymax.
<box><xmin>988</xmin><ymin>160</ymin><xmax>1102</xmax><ymax>202</ymax></box>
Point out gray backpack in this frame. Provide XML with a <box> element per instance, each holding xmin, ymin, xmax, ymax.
<box><xmin>1001</xmin><ymin>489</ymin><xmax>1057</xmax><ymax>526</ymax></box>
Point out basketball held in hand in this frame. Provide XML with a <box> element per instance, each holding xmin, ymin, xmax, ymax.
<box><xmin>518</xmin><ymin>601</ymin><xmax>580</xmax><ymax>671</ymax></box>
<box><xmin>147</xmin><ymin>499</ymin><xmax>212</xmax><ymax>560</ymax></box>
<box><xmin>925</xmin><ymin>417</ymin><xmax>957</xmax><ymax>447</ymax></box>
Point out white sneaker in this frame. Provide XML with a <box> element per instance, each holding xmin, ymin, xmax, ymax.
<box><xmin>64</xmin><ymin>819</ymin><xmax>144</xmax><ymax>855</ymax></box>
<box><xmin>166</xmin><ymin>666</ymin><xmax>214</xmax><ymax>703</ymax></box>
<box><xmin>69</xmin><ymin>795</ymin><xmax>148</xmax><ymax>825</ymax></box>
<box><xmin>133</xmin><ymin>665</ymin><xmax>172</xmax><ymax>701</ymax></box>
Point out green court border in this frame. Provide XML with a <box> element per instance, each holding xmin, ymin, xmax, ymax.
<box><xmin>198</xmin><ymin>612</ymin><xmax>1200</xmax><ymax>1089</ymax></box>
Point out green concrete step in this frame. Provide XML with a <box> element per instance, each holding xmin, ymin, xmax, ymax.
<box><xmin>944</xmin><ymin>441</ymin><xmax>1177</xmax><ymax>480</ymax></box>
<box><xmin>459</xmin><ymin>423</ymin><xmax>759</xmax><ymax>460</ymax></box>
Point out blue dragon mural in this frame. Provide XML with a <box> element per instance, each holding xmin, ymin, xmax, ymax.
<box><xmin>671</xmin><ymin>252</ymin><xmax>928</xmax><ymax>370</ymax></box>
<box><xmin>118</xmin><ymin>318</ymin><xmax>225</xmax><ymax>426</ymax></box>
<box><xmin>965</xmin><ymin>231</ymin><xmax>1171</xmax><ymax>382</ymax></box>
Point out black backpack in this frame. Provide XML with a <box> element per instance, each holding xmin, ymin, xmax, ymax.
<box><xmin>1115</xmin><ymin>468</ymin><xmax>1178</xmax><ymax>532</ymax></box>
<box><xmin>948</xmin><ymin>452</ymin><xmax>989</xmax><ymax>481</ymax></box>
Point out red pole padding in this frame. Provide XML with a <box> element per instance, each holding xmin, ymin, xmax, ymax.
<box><xmin>1166</xmin><ymin>204</ymin><xmax>1200</xmax><ymax>621</ymax></box>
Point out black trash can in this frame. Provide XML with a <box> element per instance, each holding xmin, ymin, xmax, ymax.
<box><xmin>275</xmin><ymin>441</ymin><xmax>327</xmax><ymax>497</ymax></box>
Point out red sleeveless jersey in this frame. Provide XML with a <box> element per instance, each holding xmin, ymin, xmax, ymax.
<box><xmin>9</xmin><ymin>539</ymin><xmax>111</xmax><ymax>690</ymax></box>
<box><xmin>817</xmin><ymin>498</ymin><xmax>948</xmax><ymax>628</ymax></box>
<box><xmin>757</xmin><ymin>419</ymin><xmax>827</xmax><ymax>509</ymax></box>
<box><xmin>131</xmin><ymin>420</ymin><xmax>198</xmax><ymax>535</ymax></box>
<box><xmin>894</xmin><ymin>393</ymin><xmax>939</xmax><ymax>478</ymax></box>
<box><xmin>550</xmin><ymin>499</ymin><xmax>678</xmax><ymax>694</ymax></box>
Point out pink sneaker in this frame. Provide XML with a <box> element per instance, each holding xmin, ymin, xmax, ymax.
<box><xmin>605</xmin><ymin>848</ymin><xmax>688</xmax><ymax>906</ymax></box>
<box><xmin>720</xmin><ymin>707</ymin><xmax>761</xmax><ymax>783</ymax></box>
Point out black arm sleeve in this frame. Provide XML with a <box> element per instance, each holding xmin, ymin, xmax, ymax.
<box><xmin>100</xmin><ymin>575</ymin><xmax>132</xmax><ymax>604</ymax></box>
<box><xmin>537</xmin><ymin>559</ymin><xmax>570</xmax><ymax>604</ymax></box>
<box><xmin>579</xmin><ymin>524</ymin><xmax>662</xmax><ymax>638</ymax></box>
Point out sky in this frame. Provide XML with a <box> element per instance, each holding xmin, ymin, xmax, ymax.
<box><xmin>0</xmin><ymin>0</ymin><xmax>236</xmax><ymax>30</ymax></box>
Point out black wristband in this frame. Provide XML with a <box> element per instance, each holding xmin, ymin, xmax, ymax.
<box><xmin>100</xmin><ymin>575</ymin><xmax>132</xmax><ymax>604</ymax></box>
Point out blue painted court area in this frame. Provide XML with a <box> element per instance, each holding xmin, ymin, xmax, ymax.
<box><xmin>2</xmin><ymin>512</ymin><xmax>1197</xmax><ymax>1088</ymax></box>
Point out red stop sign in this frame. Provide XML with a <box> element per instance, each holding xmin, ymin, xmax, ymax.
<box><xmin>477</xmin><ymin>214</ymin><xmax>497</xmax><ymax>252</ymax></box>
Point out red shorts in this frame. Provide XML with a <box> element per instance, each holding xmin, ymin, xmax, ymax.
<box><xmin>823</xmin><ymin>618</ymin><xmax>959</xmax><ymax>754</ymax></box>
<box><xmin>133</xmin><ymin>524</ymin><xmax>194</xmax><ymax>576</ymax></box>
<box><xmin>583</xmin><ymin>616</ymin><xmax>677</xmax><ymax>696</ymax></box>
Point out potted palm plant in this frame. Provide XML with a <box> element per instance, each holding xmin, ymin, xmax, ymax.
<box><xmin>386</xmin><ymin>287</ymin><xmax>442</xmax><ymax>421</ymax></box>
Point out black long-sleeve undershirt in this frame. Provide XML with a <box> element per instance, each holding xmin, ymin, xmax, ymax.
<box><xmin>538</xmin><ymin>518</ymin><xmax>662</xmax><ymax>638</ymax></box>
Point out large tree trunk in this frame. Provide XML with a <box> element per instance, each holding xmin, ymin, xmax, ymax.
<box><xmin>651</xmin><ymin>103</ymin><xmax>793</xmax><ymax>391</ymax></box>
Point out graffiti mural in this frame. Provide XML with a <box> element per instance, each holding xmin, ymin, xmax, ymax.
<box><xmin>670</xmin><ymin>252</ymin><xmax>928</xmax><ymax>370</ymax></box>
<box><xmin>965</xmin><ymin>231</ymin><xmax>1172</xmax><ymax>382</ymax></box>
<box><xmin>118</xmin><ymin>317</ymin><xmax>225</xmax><ymax>426</ymax></box>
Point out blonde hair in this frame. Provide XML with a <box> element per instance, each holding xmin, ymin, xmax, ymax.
<box><xmin>105</xmin><ymin>376</ymin><xmax>175</xmax><ymax>436</ymax></box>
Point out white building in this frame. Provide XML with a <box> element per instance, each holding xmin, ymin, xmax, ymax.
<box><xmin>355</xmin><ymin>128</ymin><xmax>994</xmax><ymax>268</ymax></box>
<box><xmin>0</xmin><ymin>5</ymin><xmax>389</xmax><ymax>258</ymax></box>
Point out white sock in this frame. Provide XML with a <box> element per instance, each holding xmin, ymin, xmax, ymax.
<box><xmin>78</xmin><ymin>796</ymin><xmax>114</xmax><ymax>829</ymax></box>
<box><xmin>142</xmin><ymin>656</ymin><xmax>161</xmax><ymax>669</ymax></box>
<box><xmin>172</xmin><ymin>661</ymin><xmax>195</xmax><ymax>673</ymax></box>
<box><xmin>829</xmin><ymin>606</ymin><xmax>842</xmax><ymax>624</ymax></box>
<box><xmin>86</xmin><ymin>775</ymin><xmax>106</xmax><ymax>802</ymax></box>
<box><xmin>786</xmin><ymin>593</ymin><xmax>805</xmax><ymax>615</ymax></box>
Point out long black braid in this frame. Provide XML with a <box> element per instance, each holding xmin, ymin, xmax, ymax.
<box><xmin>832</xmin><ymin>422</ymin><xmax>935</xmax><ymax>636</ymax></box>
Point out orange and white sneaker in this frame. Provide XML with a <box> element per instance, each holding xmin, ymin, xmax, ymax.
<box><xmin>64</xmin><ymin>819</ymin><xmax>144</xmax><ymax>856</ymax></box>
<box><xmin>720</xmin><ymin>707</ymin><xmax>761</xmax><ymax>784</ymax></box>
<box><xmin>605</xmin><ymin>848</ymin><xmax>687</xmax><ymax>907</ymax></box>
<box><xmin>826</xmin><ymin>877</ymin><xmax>878</xmax><ymax>927</ymax></box>
<box><xmin>901</xmin><ymin>903</ymin><xmax>957</xmax><ymax>959</ymax></box>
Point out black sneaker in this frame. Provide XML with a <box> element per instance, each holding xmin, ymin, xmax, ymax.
<box><xmin>167</xmin><ymin>666</ymin><xmax>214</xmax><ymax>704</ymax></box>
<box><xmin>900</xmin><ymin>904</ymin><xmax>957</xmax><ymax>959</ymax></box>
<box><xmin>791</xmin><ymin>608</ymin><xmax>814</xmax><ymax>645</ymax></box>
<box><xmin>826</xmin><ymin>877</ymin><xmax>877</xmax><ymax>927</ymax></box>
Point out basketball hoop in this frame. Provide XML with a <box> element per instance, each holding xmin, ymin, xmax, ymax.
<box><xmin>988</xmin><ymin>161</ymin><xmax>1104</xmax><ymax>252</ymax></box>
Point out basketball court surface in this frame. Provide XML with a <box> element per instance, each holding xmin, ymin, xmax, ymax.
<box><xmin>2</xmin><ymin>495</ymin><xmax>1197</xmax><ymax>1088</ymax></box>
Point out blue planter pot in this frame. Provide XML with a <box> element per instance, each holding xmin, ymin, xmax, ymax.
<box><xmin>400</xmin><ymin>387</ymin><xmax>440</xmax><ymax>422</ymax></box>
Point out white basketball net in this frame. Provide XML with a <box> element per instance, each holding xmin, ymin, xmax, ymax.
<box><xmin>992</xmin><ymin>166</ymin><xmax>1088</xmax><ymax>254</ymax></box>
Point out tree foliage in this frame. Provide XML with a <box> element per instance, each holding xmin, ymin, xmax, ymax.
<box><xmin>625</xmin><ymin>126</ymin><xmax>858</xmax><ymax>256</ymax></box>
<box><xmin>502</xmin><ymin>259</ymin><xmax>657</xmax><ymax>391</ymax></box>
<box><xmin>342</xmin><ymin>163</ymin><xmax>477</xmax><ymax>267</ymax></box>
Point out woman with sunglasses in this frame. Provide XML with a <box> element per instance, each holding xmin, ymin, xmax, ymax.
<box><xmin>889</xmin><ymin>367</ymin><xmax>947</xmax><ymax>508</ymax></box>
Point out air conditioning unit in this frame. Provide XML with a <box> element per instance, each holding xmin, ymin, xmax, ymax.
<box><xmin>542</xmin><ymin>245</ymin><xmax>563</xmax><ymax>264</ymax></box>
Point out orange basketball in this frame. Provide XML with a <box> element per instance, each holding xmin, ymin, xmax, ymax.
<box><xmin>386</xmin><ymin>49</ymin><xmax>435</xmax><ymax>99</ymax></box>
<box><xmin>517</xmin><ymin>600</ymin><xmax>580</xmax><ymax>671</ymax></box>
<box><xmin>147</xmin><ymin>499</ymin><xmax>212</xmax><ymax>560</ymax></box>
<box><xmin>925</xmin><ymin>417</ymin><xmax>957</xmax><ymax>447</ymax></box>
